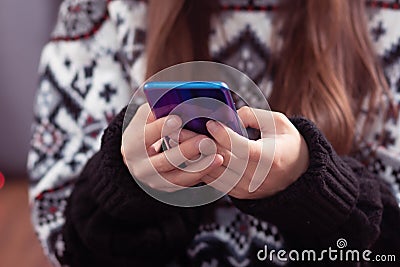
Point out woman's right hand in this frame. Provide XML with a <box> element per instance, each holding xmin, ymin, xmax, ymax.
<box><xmin>121</xmin><ymin>104</ymin><xmax>223</xmax><ymax>192</ymax></box>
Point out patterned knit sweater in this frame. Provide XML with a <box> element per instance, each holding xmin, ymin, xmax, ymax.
<box><xmin>28</xmin><ymin>0</ymin><xmax>400</xmax><ymax>266</ymax></box>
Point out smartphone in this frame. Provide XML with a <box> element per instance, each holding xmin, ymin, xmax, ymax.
<box><xmin>143</xmin><ymin>81</ymin><xmax>244</xmax><ymax>148</ymax></box>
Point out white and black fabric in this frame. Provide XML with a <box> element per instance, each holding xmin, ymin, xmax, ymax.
<box><xmin>28</xmin><ymin>0</ymin><xmax>400</xmax><ymax>266</ymax></box>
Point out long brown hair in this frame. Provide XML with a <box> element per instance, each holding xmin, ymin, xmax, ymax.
<box><xmin>145</xmin><ymin>0</ymin><xmax>390</xmax><ymax>155</ymax></box>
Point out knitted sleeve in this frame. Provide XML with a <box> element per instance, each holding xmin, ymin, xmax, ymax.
<box><xmin>27</xmin><ymin>0</ymin><xmax>137</xmax><ymax>265</ymax></box>
<box><xmin>231</xmin><ymin>117</ymin><xmax>400</xmax><ymax>265</ymax></box>
<box><xmin>62</xmin><ymin>108</ymin><xmax>204</xmax><ymax>266</ymax></box>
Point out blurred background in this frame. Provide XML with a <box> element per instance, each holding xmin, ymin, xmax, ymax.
<box><xmin>0</xmin><ymin>0</ymin><xmax>60</xmax><ymax>266</ymax></box>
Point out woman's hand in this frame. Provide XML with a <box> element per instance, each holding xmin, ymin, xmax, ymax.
<box><xmin>203</xmin><ymin>106</ymin><xmax>309</xmax><ymax>199</ymax></box>
<box><xmin>121</xmin><ymin>104</ymin><xmax>223</xmax><ymax>192</ymax></box>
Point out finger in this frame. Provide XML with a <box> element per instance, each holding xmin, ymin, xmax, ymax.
<box><xmin>237</xmin><ymin>106</ymin><xmax>275</xmax><ymax>135</ymax></box>
<box><xmin>198</xmin><ymin>138</ymin><xmax>218</xmax><ymax>156</ymax></box>
<box><xmin>148</xmin><ymin>138</ymin><xmax>163</xmax><ymax>156</ymax></box>
<box><xmin>122</xmin><ymin>103</ymin><xmax>153</xmax><ymax>157</ymax></box>
<box><xmin>171</xmin><ymin>136</ymin><xmax>217</xmax><ymax>161</ymax></box>
<box><xmin>204</xmin><ymin>165</ymin><xmax>226</xmax><ymax>180</ymax></box>
<box><xmin>144</xmin><ymin>154</ymin><xmax>223</xmax><ymax>192</ymax></box>
<box><xmin>206</xmin><ymin>120</ymin><xmax>250</xmax><ymax>159</ymax></box>
<box><xmin>123</xmin><ymin>103</ymin><xmax>151</xmax><ymax>138</ymax></box>
<box><xmin>202</xmin><ymin>174</ymin><xmax>216</xmax><ymax>185</ymax></box>
<box><xmin>219</xmin><ymin>143</ymin><xmax>273</xmax><ymax>194</ymax></box>
<box><xmin>147</xmin><ymin>110</ymin><xmax>156</xmax><ymax>123</ymax></box>
<box><xmin>214</xmin><ymin>145</ymin><xmax>251</xmax><ymax>174</ymax></box>
<box><xmin>144</xmin><ymin>115</ymin><xmax>182</xmax><ymax>148</ymax></box>
<box><xmin>207</xmin><ymin>120</ymin><xmax>264</xmax><ymax>162</ymax></box>
<box><xmin>144</xmin><ymin>136</ymin><xmax>212</xmax><ymax>175</ymax></box>
<box><xmin>168</xmin><ymin>129</ymin><xmax>198</xmax><ymax>144</ymax></box>
<box><xmin>201</xmin><ymin>166</ymin><xmax>240</xmax><ymax>193</ymax></box>
<box><xmin>126</xmin><ymin>104</ymin><xmax>180</xmax><ymax>149</ymax></box>
<box><xmin>204</xmin><ymin>162</ymin><xmax>269</xmax><ymax>198</ymax></box>
<box><xmin>248</xmin><ymin>138</ymin><xmax>275</xmax><ymax>192</ymax></box>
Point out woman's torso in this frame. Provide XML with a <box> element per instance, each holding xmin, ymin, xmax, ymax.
<box><xmin>45</xmin><ymin>0</ymin><xmax>400</xmax><ymax>265</ymax></box>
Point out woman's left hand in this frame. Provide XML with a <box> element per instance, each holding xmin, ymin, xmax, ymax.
<box><xmin>202</xmin><ymin>106</ymin><xmax>309</xmax><ymax>199</ymax></box>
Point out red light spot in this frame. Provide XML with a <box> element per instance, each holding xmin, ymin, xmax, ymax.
<box><xmin>0</xmin><ymin>172</ymin><xmax>5</xmax><ymax>189</ymax></box>
<box><xmin>68</xmin><ymin>5</ymin><xmax>81</xmax><ymax>13</ymax></box>
<box><xmin>49</xmin><ymin>206</ymin><xmax>58</xmax><ymax>214</ymax></box>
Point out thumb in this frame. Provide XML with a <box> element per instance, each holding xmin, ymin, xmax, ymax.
<box><xmin>237</xmin><ymin>106</ymin><xmax>275</xmax><ymax>136</ymax></box>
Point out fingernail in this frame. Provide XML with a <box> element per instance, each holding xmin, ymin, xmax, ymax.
<box><xmin>166</xmin><ymin>116</ymin><xmax>180</xmax><ymax>129</ymax></box>
<box><xmin>195</xmin><ymin>137</ymin><xmax>206</xmax><ymax>147</ymax></box>
<box><xmin>199</xmin><ymin>138</ymin><xmax>217</xmax><ymax>155</ymax></box>
<box><xmin>206</xmin><ymin>120</ymin><xmax>220</xmax><ymax>133</ymax></box>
